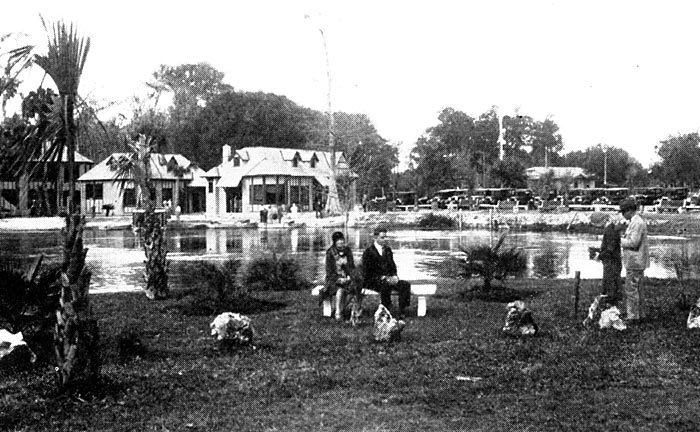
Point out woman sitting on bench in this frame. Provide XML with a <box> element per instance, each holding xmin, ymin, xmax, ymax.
<box><xmin>323</xmin><ymin>231</ymin><xmax>356</xmax><ymax>320</ymax></box>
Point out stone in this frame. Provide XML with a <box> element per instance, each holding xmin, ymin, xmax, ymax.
<box><xmin>0</xmin><ymin>329</ymin><xmax>36</xmax><ymax>371</ymax></box>
<box><xmin>373</xmin><ymin>304</ymin><xmax>405</xmax><ymax>342</ymax></box>
<box><xmin>687</xmin><ymin>298</ymin><xmax>700</xmax><ymax>329</ymax></box>
<box><xmin>584</xmin><ymin>295</ymin><xmax>626</xmax><ymax>331</ymax></box>
<box><xmin>502</xmin><ymin>301</ymin><xmax>538</xmax><ymax>336</ymax></box>
<box><xmin>210</xmin><ymin>312</ymin><xmax>254</xmax><ymax>347</ymax></box>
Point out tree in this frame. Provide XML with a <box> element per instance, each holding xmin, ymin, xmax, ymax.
<box><xmin>410</xmin><ymin>108</ymin><xmax>484</xmax><ymax>196</ymax></box>
<box><xmin>654</xmin><ymin>133</ymin><xmax>700</xmax><ymax>187</ymax></box>
<box><xmin>331</xmin><ymin>112</ymin><xmax>397</xmax><ymax>200</ymax></box>
<box><xmin>490</xmin><ymin>159</ymin><xmax>526</xmax><ymax>188</ymax></box>
<box><xmin>33</xmin><ymin>18</ymin><xmax>100</xmax><ymax>391</ymax></box>
<box><xmin>0</xmin><ymin>33</ymin><xmax>33</xmax><ymax>119</ymax></box>
<box><xmin>563</xmin><ymin>144</ymin><xmax>645</xmax><ymax>187</ymax></box>
<box><xmin>111</xmin><ymin>132</ymin><xmax>169</xmax><ymax>300</ymax></box>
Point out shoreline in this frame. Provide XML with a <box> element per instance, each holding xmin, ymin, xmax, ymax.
<box><xmin>0</xmin><ymin>209</ymin><xmax>698</xmax><ymax>235</ymax></box>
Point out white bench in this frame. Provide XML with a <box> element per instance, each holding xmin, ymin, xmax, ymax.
<box><xmin>311</xmin><ymin>283</ymin><xmax>437</xmax><ymax>317</ymax></box>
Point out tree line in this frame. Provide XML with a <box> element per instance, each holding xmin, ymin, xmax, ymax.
<box><xmin>402</xmin><ymin>106</ymin><xmax>699</xmax><ymax>198</ymax></box>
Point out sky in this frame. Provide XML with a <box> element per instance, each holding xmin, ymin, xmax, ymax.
<box><xmin>3</xmin><ymin>0</ymin><xmax>700</xmax><ymax>169</ymax></box>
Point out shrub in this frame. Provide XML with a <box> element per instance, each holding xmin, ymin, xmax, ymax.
<box><xmin>417</xmin><ymin>213</ymin><xmax>455</xmax><ymax>229</ymax></box>
<box><xmin>172</xmin><ymin>259</ymin><xmax>244</xmax><ymax>315</ymax></box>
<box><xmin>457</xmin><ymin>243</ymin><xmax>526</xmax><ymax>291</ymax></box>
<box><xmin>244</xmin><ymin>253</ymin><xmax>310</xmax><ymax>292</ymax></box>
<box><xmin>0</xmin><ymin>265</ymin><xmax>61</xmax><ymax>335</ymax></box>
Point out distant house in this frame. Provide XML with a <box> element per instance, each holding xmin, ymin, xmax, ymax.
<box><xmin>77</xmin><ymin>153</ymin><xmax>208</xmax><ymax>216</ymax></box>
<box><xmin>525</xmin><ymin>166</ymin><xmax>596</xmax><ymax>190</ymax></box>
<box><xmin>202</xmin><ymin>145</ymin><xmax>356</xmax><ymax>215</ymax></box>
<box><xmin>0</xmin><ymin>147</ymin><xmax>93</xmax><ymax>216</ymax></box>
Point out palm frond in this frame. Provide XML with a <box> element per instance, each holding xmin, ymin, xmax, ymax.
<box><xmin>34</xmin><ymin>16</ymin><xmax>90</xmax><ymax>97</ymax></box>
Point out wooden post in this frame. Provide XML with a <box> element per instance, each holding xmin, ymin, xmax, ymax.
<box><xmin>573</xmin><ymin>270</ymin><xmax>581</xmax><ymax>318</ymax></box>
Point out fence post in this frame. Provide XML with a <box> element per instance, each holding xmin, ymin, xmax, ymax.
<box><xmin>573</xmin><ymin>270</ymin><xmax>581</xmax><ymax>318</ymax></box>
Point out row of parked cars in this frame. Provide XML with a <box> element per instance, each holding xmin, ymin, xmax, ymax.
<box><xmin>374</xmin><ymin>186</ymin><xmax>700</xmax><ymax>212</ymax></box>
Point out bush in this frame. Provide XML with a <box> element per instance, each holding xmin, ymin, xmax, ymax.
<box><xmin>244</xmin><ymin>253</ymin><xmax>310</xmax><ymax>292</ymax></box>
<box><xmin>417</xmin><ymin>213</ymin><xmax>455</xmax><ymax>229</ymax></box>
<box><xmin>457</xmin><ymin>243</ymin><xmax>526</xmax><ymax>292</ymax></box>
<box><xmin>172</xmin><ymin>259</ymin><xmax>244</xmax><ymax>315</ymax></box>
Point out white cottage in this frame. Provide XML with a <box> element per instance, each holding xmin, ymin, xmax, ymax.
<box><xmin>203</xmin><ymin>145</ymin><xmax>355</xmax><ymax>215</ymax></box>
<box><xmin>77</xmin><ymin>153</ymin><xmax>208</xmax><ymax>216</ymax></box>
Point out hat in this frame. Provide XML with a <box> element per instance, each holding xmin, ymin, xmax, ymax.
<box><xmin>331</xmin><ymin>231</ymin><xmax>345</xmax><ymax>243</ymax></box>
<box><xmin>618</xmin><ymin>197</ymin><xmax>638</xmax><ymax>213</ymax></box>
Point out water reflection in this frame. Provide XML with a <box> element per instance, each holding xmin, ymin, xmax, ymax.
<box><xmin>2</xmin><ymin>227</ymin><xmax>700</xmax><ymax>293</ymax></box>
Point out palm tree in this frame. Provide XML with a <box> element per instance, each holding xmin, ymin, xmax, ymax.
<box><xmin>111</xmin><ymin>133</ymin><xmax>169</xmax><ymax>300</ymax></box>
<box><xmin>32</xmin><ymin>18</ymin><xmax>100</xmax><ymax>391</ymax></box>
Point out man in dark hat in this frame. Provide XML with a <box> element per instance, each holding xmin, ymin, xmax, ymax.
<box><xmin>619</xmin><ymin>197</ymin><xmax>649</xmax><ymax>324</ymax></box>
<box><xmin>362</xmin><ymin>225</ymin><xmax>411</xmax><ymax>319</ymax></box>
<box><xmin>589</xmin><ymin>212</ymin><xmax>626</xmax><ymax>304</ymax></box>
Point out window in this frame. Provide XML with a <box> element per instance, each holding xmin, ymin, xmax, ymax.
<box><xmin>208</xmin><ymin>180</ymin><xmax>214</xmax><ymax>193</ymax></box>
<box><xmin>233</xmin><ymin>157</ymin><xmax>240</xmax><ymax>167</ymax></box>
<box><xmin>123</xmin><ymin>188</ymin><xmax>136</xmax><ymax>207</ymax></box>
<box><xmin>162</xmin><ymin>188</ymin><xmax>173</xmax><ymax>203</ymax></box>
<box><xmin>310</xmin><ymin>155</ymin><xmax>318</xmax><ymax>168</ymax></box>
<box><xmin>251</xmin><ymin>184</ymin><xmax>264</xmax><ymax>203</ymax></box>
<box><xmin>292</xmin><ymin>158</ymin><xmax>298</xmax><ymax>168</ymax></box>
<box><xmin>85</xmin><ymin>184</ymin><xmax>103</xmax><ymax>200</ymax></box>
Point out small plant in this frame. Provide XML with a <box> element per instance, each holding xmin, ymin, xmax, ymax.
<box><xmin>244</xmin><ymin>253</ymin><xmax>310</xmax><ymax>292</ymax></box>
<box><xmin>417</xmin><ymin>213</ymin><xmax>455</xmax><ymax>229</ymax></box>
<box><xmin>457</xmin><ymin>240</ymin><xmax>526</xmax><ymax>291</ymax></box>
<box><xmin>173</xmin><ymin>259</ymin><xmax>244</xmax><ymax>315</ymax></box>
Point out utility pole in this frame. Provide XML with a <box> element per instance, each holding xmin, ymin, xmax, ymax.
<box><xmin>305</xmin><ymin>15</ymin><xmax>340</xmax><ymax>214</ymax></box>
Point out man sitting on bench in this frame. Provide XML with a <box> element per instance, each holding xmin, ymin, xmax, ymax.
<box><xmin>362</xmin><ymin>225</ymin><xmax>411</xmax><ymax>319</ymax></box>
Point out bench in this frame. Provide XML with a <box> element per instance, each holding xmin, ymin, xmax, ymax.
<box><xmin>311</xmin><ymin>283</ymin><xmax>437</xmax><ymax>317</ymax></box>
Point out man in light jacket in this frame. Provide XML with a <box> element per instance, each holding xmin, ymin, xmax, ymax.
<box><xmin>619</xmin><ymin>198</ymin><xmax>649</xmax><ymax>323</ymax></box>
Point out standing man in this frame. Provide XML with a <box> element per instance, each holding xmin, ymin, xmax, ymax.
<box><xmin>619</xmin><ymin>198</ymin><xmax>649</xmax><ymax>324</ymax></box>
<box><xmin>362</xmin><ymin>225</ymin><xmax>411</xmax><ymax>318</ymax></box>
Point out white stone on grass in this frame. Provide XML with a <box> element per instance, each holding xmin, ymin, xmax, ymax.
<box><xmin>210</xmin><ymin>312</ymin><xmax>254</xmax><ymax>347</ymax></box>
<box><xmin>373</xmin><ymin>304</ymin><xmax>405</xmax><ymax>342</ymax></box>
<box><xmin>0</xmin><ymin>329</ymin><xmax>36</xmax><ymax>371</ymax></box>
<box><xmin>502</xmin><ymin>301</ymin><xmax>538</xmax><ymax>336</ymax></box>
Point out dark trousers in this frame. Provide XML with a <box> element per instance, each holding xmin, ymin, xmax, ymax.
<box><xmin>602</xmin><ymin>261</ymin><xmax>623</xmax><ymax>304</ymax></box>
<box><xmin>376</xmin><ymin>280</ymin><xmax>411</xmax><ymax>313</ymax></box>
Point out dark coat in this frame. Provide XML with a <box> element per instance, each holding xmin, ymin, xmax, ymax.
<box><xmin>324</xmin><ymin>246</ymin><xmax>355</xmax><ymax>294</ymax></box>
<box><xmin>598</xmin><ymin>223</ymin><xmax>622</xmax><ymax>265</ymax></box>
<box><xmin>362</xmin><ymin>244</ymin><xmax>397</xmax><ymax>289</ymax></box>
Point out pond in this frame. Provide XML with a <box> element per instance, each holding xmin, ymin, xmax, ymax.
<box><xmin>1</xmin><ymin>227</ymin><xmax>699</xmax><ymax>293</ymax></box>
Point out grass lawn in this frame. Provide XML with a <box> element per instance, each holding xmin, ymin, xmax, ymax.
<box><xmin>2</xmin><ymin>277</ymin><xmax>700</xmax><ymax>431</ymax></box>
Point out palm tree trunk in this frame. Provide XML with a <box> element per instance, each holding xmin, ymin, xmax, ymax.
<box><xmin>55</xmin><ymin>214</ymin><xmax>100</xmax><ymax>390</ymax></box>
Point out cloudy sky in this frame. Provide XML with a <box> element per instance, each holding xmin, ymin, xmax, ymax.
<box><xmin>3</xmin><ymin>0</ymin><xmax>700</xmax><ymax>168</ymax></box>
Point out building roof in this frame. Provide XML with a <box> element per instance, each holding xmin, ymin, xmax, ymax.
<box><xmin>29</xmin><ymin>147</ymin><xmax>93</xmax><ymax>164</ymax></box>
<box><xmin>525</xmin><ymin>166</ymin><xmax>592</xmax><ymax>181</ymax></box>
<box><xmin>78</xmin><ymin>152</ymin><xmax>207</xmax><ymax>186</ymax></box>
<box><xmin>203</xmin><ymin>146</ymin><xmax>354</xmax><ymax>187</ymax></box>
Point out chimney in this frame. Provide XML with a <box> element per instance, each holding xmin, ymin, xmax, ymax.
<box><xmin>222</xmin><ymin>145</ymin><xmax>231</xmax><ymax>163</ymax></box>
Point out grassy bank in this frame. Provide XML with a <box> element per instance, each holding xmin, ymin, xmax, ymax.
<box><xmin>3</xmin><ymin>277</ymin><xmax>700</xmax><ymax>431</ymax></box>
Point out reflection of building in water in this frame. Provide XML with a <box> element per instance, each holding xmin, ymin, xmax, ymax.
<box><xmin>206</xmin><ymin>229</ymin><xmax>227</xmax><ymax>254</ymax></box>
<box><xmin>291</xmin><ymin>229</ymin><xmax>299</xmax><ymax>253</ymax></box>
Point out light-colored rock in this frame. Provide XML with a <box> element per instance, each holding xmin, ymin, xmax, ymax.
<box><xmin>503</xmin><ymin>301</ymin><xmax>538</xmax><ymax>336</ymax></box>
<box><xmin>584</xmin><ymin>295</ymin><xmax>626</xmax><ymax>331</ymax></box>
<box><xmin>373</xmin><ymin>305</ymin><xmax>405</xmax><ymax>342</ymax></box>
<box><xmin>687</xmin><ymin>298</ymin><xmax>700</xmax><ymax>329</ymax></box>
<box><xmin>0</xmin><ymin>329</ymin><xmax>36</xmax><ymax>371</ymax></box>
<box><xmin>599</xmin><ymin>307</ymin><xmax>626</xmax><ymax>331</ymax></box>
<box><xmin>210</xmin><ymin>312</ymin><xmax>254</xmax><ymax>346</ymax></box>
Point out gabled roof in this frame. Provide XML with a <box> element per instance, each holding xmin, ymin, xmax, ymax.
<box><xmin>203</xmin><ymin>146</ymin><xmax>354</xmax><ymax>187</ymax></box>
<box><xmin>78</xmin><ymin>152</ymin><xmax>207</xmax><ymax>185</ymax></box>
<box><xmin>526</xmin><ymin>166</ymin><xmax>592</xmax><ymax>180</ymax></box>
<box><xmin>29</xmin><ymin>147</ymin><xmax>93</xmax><ymax>164</ymax></box>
